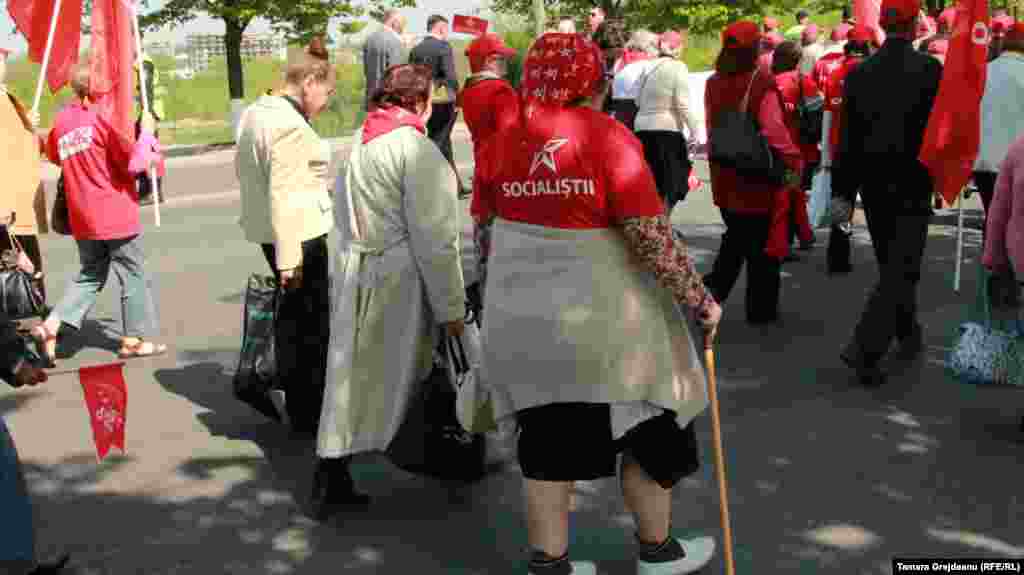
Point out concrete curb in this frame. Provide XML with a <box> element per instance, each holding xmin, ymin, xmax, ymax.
<box><xmin>163</xmin><ymin>124</ymin><xmax>471</xmax><ymax>159</ymax></box>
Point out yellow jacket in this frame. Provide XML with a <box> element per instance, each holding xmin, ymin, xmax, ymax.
<box><xmin>235</xmin><ymin>95</ymin><xmax>333</xmax><ymax>270</ymax></box>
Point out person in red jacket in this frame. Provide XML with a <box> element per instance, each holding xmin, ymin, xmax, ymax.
<box><xmin>461</xmin><ymin>33</ymin><xmax>519</xmax><ymax>163</ymax></box>
<box><xmin>30</xmin><ymin>63</ymin><xmax>166</xmax><ymax>365</ymax></box>
<box><xmin>823</xmin><ymin>26</ymin><xmax>873</xmax><ymax>275</ymax></box>
<box><xmin>772</xmin><ymin>41</ymin><xmax>821</xmax><ymax>258</ymax></box>
<box><xmin>704</xmin><ymin>21</ymin><xmax>803</xmax><ymax>324</ymax></box>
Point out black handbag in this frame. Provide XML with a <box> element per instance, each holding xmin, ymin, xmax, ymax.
<box><xmin>387</xmin><ymin>328</ymin><xmax>487</xmax><ymax>482</ymax></box>
<box><xmin>51</xmin><ymin>175</ymin><xmax>71</xmax><ymax>236</ymax></box>
<box><xmin>709</xmin><ymin>70</ymin><xmax>787</xmax><ymax>184</ymax></box>
<box><xmin>0</xmin><ymin>229</ymin><xmax>45</xmax><ymax>321</ymax></box>
<box><xmin>797</xmin><ymin>73</ymin><xmax>825</xmax><ymax>146</ymax></box>
<box><xmin>232</xmin><ymin>274</ymin><xmax>284</xmax><ymax>422</ymax></box>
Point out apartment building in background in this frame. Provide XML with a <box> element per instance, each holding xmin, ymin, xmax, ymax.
<box><xmin>186</xmin><ymin>33</ymin><xmax>287</xmax><ymax>72</ymax></box>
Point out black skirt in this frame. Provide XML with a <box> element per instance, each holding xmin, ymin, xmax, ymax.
<box><xmin>517</xmin><ymin>402</ymin><xmax>700</xmax><ymax>490</ymax></box>
<box><xmin>636</xmin><ymin>130</ymin><xmax>693</xmax><ymax>212</ymax></box>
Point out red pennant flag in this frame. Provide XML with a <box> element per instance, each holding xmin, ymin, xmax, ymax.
<box><xmin>79</xmin><ymin>363</ymin><xmax>128</xmax><ymax>461</ymax></box>
<box><xmin>90</xmin><ymin>0</ymin><xmax>137</xmax><ymax>142</ymax></box>
<box><xmin>7</xmin><ymin>0</ymin><xmax>83</xmax><ymax>93</ymax></box>
<box><xmin>854</xmin><ymin>0</ymin><xmax>881</xmax><ymax>29</ymax></box>
<box><xmin>919</xmin><ymin>0</ymin><xmax>990</xmax><ymax>205</ymax></box>
<box><xmin>453</xmin><ymin>15</ymin><xmax>489</xmax><ymax>36</ymax></box>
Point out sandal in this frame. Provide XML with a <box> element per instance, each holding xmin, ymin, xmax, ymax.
<box><xmin>118</xmin><ymin>339</ymin><xmax>168</xmax><ymax>359</ymax></box>
<box><xmin>30</xmin><ymin>323</ymin><xmax>58</xmax><ymax>368</ymax></box>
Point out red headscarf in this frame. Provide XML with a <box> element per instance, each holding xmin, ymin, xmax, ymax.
<box><xmin>520</xmin><ymin>33</ymin><xmax>604</xmax><ymax>117</ymax></box>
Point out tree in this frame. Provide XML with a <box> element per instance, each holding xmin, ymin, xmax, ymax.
<box><xmin>139</xmin><ymin>0</ymin><xmax>376</xmax><ymax>100</ymax></box>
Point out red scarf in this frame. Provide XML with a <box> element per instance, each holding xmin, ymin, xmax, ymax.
<box><xmin>362</xmin><ymin>105</ymin><xmax>426</xmax><ymax>144</ymax></box>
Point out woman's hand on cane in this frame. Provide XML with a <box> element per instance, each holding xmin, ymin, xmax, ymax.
<box><xmin>445</xmin><ymin>318</ymin><xmax>466</xmax><ymax>338</ymax></box>
<box><xmin>696</xmin><ymin>292</ymin><xmax>722</xmax><ymax>346</ymax></box>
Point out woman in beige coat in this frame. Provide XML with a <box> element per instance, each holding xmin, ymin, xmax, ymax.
<box><xmin>235</xmin><ymin>40</ymin><xmax>336</xmax><ymax>433</ymax></box>
<box><xmin>0</xmin><ymin>49</ymin><xmax>48</xmax><ymax>302</ymax></box>
<box><xmin>312</xmin><ymin>64</ymin><xmax>465</xmax><ymax>520</ymax></box>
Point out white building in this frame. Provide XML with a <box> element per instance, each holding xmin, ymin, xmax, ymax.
<box><xmin>186</xmin><ymin>33</ymin><xmax>286</xmax><ymax>72</ymax></box>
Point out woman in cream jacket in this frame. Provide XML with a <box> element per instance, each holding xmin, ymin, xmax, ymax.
<box><xmin>634</xmin><ymin>31</ymin><xmax>702</xmax><ymax>216</ymax></box>
<box><xmin>236</xmin><ymin>40</ymin><xmax>336</xmax><ymax>434</ymax></box>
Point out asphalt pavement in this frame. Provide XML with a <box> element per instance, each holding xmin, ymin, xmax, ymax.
<box><xmin>2</xmin><ymin>131</ymin><xmax>1021</xmax><ymax>575</ymax></box>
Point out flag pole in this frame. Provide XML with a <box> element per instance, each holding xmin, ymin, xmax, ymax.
<box><xmin>30</xmin><ymin>0</ymin><xmax>64</xmax><ymax>115</ymax></box>
<box><xmin>127</xmin><ymin>1</ymin><xmax>161</xmax><ymax>227</ymax></box>
<box><xmin>954</xmin><ymin>189</ymin><xmax>964</xmax><ymax>294</ymax></box>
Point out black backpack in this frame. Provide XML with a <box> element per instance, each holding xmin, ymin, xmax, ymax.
<box><xmin>797</xmin><ymin>73</ymin><xmax>825</xmax><ymax>146</ymax></box>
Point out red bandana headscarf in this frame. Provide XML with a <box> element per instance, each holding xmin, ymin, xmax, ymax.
<box><xmin>520</xmin><ymin>33</ymin><xmax>604</xmax><ymax>113</ymax></box>
<box><xmin>361</xmin><ymin>104</ymin><xmax>426</xmax><ymax>144</ymax></box>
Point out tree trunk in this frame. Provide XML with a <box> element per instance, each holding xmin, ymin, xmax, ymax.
<box><xmin>224</xmin><ymin>18</ymin><xmax>246</xmax><ymax>100</ymax></box>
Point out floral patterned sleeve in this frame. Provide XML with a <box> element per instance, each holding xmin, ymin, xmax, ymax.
<box><xmin>620</xmin><ymin>215</ymin><xmax>717</xmax><ymax>315</ymax></box>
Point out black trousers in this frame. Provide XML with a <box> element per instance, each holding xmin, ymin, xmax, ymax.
<box><xmin>261</xmin><ymin>235</ymin><xmax>329</xmax><ymax>432</ymax></box>
<box><xmin>427</xmin><ymin>102</ymin><xmax>457</xmax><ymax>168</ymax></box>
<box><xmin>704</xmin><ymin>210</ymin><xmax>781</xmax><ymax>322</ymax></box>
<box><xmin>636</xmin><ymin>130</ymin><xmax>692</xmax><ymax>214</ymax></box>
<box><xmin>974</xmin><ymin>171</ymin><xmax>997</xmax><ymax>242</ymax></box>
<box><xmin>849</xmin><ymin>199</ymin><xmax>929</xmax><ymax>365</ymax></box>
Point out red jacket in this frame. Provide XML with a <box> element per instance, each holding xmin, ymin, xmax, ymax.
<box><xmin>775</xmin><ymin>70</ymin><xmax>823</xmax><ymax>166</ymax></box>
<box><xmin>459</xmin><ymin>74</ymin><xmax>519</xmax><ymax>157</ymax></box>
<box><xmin>705</xmin><ymin>69</ymin><xmax>803</xmax><ymax>214</ymax></box>
<box><xmin>812</xmin><ymin>52</ymin><xmax>845</xmax><ymax>90</ymax></box>
<box><xmin>45</xmin><ymin>102</ymin><xmax>141</xmax><ymax>240</ymax></box>
<box><xmin>823</xmin><ymin>56</ymin><xmax>863</xmax><ymax>165</ymax></box>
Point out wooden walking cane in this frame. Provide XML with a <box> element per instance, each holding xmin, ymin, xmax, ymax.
<box><xmin>704</xmin><ymin>329</ymin><xmax>737</xmax><ymax>575</ymax></box>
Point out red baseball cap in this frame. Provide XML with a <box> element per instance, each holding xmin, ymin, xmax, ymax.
<box><xmin>938</xmin><ymin>6</ymin><xmax>957</xmax><ymax>30</ymax></box>
<box><xmin>928</xmin><ymin>38</ymin><xmax>949</xmax><ymax>54</ymax></box>
<box><xmin>466</xmin><ymin>33</ymin><xmax>517</xmax><ymax>73</ymax></box>
<box><xmin>762</xmin><ymin>31</ymin><xmax>785</xmax><ymax>49</ymax></box>
<box><xmin>722</xmin><ymin>21</ymin><xmax>761</xmax><ymax>48</ymax></box>
<box><xmin>660</xmin><ymin>30</ymin><xmax>684</xmax><ymax>51</ymax></box>
<box><xmin>521</xmin><ymin>33</ymin><xmax>603</xmax><ymax>107</ymax></box>
<box><xmin>763</xmin><ymin>17</ymin><xmax>780</xmax><ymax>31</ymax></box>
<box><xmin>1007</xmin><ymin>21</ymin><xmax>1024</xmax><ymax>41</ymax></box>
<box><xmin>847</xmin><ymin>25</ymin><xmax>874</xmax><ymax>44</ymax></box>
<box><xmin>880</xmin><ymin>0</ymin><xmax>921</xmax><ymax>27</ymax></box>
<box><xmin>831</xmin><ymin>23</ymin><xmax>853</xmax><ymax>42</ymax></box>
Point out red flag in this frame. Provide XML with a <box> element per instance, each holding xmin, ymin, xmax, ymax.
<box><xmin>919</xmin><ymin>0</ymin><xmax>990</xmax><ymax>205</ymax></box>
<box><xmin>854</xmin><ymin>0</ymin><xmax>881</xmax><ymax>29</ymax></box>
<box><xmin>79</xmin><ymin>363</ymin><xmax>128</xmax><ymax>461</ymax></box>
<box><xmin>90</xmin><ymin>0</ymin><xmax>137</xmax><ymax>142</ymax></box>
<box><xmin>453</xmin><ymin>15</ymin><xmax>489</xmax><ymax>36</ymax></box>
<box><xmin>7</xmin><ymin>0</ymin><xmax>83</xmax><ymax>93</ymax></box>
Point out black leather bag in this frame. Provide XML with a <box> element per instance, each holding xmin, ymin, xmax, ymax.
<box><xmin>0</xmin><ymin>232</ymin><xmax>45</xmax><ymax>321</ymax></box>
<box><xmin>797</xmin><ymin>73</ymin><xmax>825</xmax><ymax>146</ymax></box>
<box><xmin>387</xmin><ymin>328</ymin><xmax>486</xmax><ymax>482</ymax></box>
<box><xmin>709</xmin><ymin>70</ymin><xmax>786</xmax><ymax>184</ymax></box>
<box><xmin>51</xmin><ymin>175</ymin><xmax>71</xmax><ymax>236</ymax></box>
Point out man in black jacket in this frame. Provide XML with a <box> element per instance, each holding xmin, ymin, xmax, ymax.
<box><xmin>410</xmin><ymin>15</ymin><xmax>460</xmax><ymax>170</ymax></box>
<box><xmin>833</xmin><ymin>0</ymin><xmax>942</xmax><ymax>386</ymax></box>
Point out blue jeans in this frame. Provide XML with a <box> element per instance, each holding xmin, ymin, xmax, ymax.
<box><xmin>49</xmin><ymin>235</ymin><xmax>159</xmax><ymax>339</ymax></box>
<box><xmin>0</xmin><ymin>417</ymin><xmax>35</xmax><ymax>572</ymax></box>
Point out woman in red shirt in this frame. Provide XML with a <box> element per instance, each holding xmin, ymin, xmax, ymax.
<box><xmin>704</xmin><ymin>21</ymin><xmax>803</xmax><ymax>324</ymax></box>
<box><xmin>772</xmin><ymin>41</ymin><xmax>822</xmax><ymax>258</ymax></box>
<box><xmin>473</xmin><ymin>33</ymin><xmax>720</xmax><ymax>575</ymax></box>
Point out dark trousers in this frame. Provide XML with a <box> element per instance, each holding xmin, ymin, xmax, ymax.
<box><xmin>261</xmin><ymin>235</ymin><xmax>329</xmax><ymax>432</ymax></box>
<box><xmin>849</xmin><ymin>200</ymin><xmax>929</xmax><ymax>365</ymax></box>
<box><xmin>974</xmin><ymin>171</ymin><xmax>997</xmax><ymax>241</ymax></box>
<box><xmin>704</xmin><ymin>210</ymin><xmax>781</xmax><ymax>322</ymax></box>
<box><xmin>427</xmin><ymin>102</ymin><xmax>457</xmax><ymax>168</ymax></box>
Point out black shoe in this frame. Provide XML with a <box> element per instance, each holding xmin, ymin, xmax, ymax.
<box><xmin>895</xmin><ymin>325</ymin><xmax>924</xmax><ymax>360</ymax></box>
<box><xmin>840</xmin><ymin>349</ymin><xmax>887</xmax><ymax>387</ymax></box>
<box><xmin>827</xmin><ymin>263</ymin><xmax>853</xmax><ymax>275</ymax></box>
<box><xmin>798</xmin><ymin>238</ymin><xmax>816</xmax><ymax>251</ymax></box>
<box><xmin>783</xmin><ymin>252</ymin><xmax>801</xmax><ymax>263</ymax></box>
<box><xmin>747</xmin><ymin>314</ymin><xmax>779</xmax><ymax>325</ymax></box>
<box><xmin>28</xmin><ymin>554</ymin><xmax>70</xmax><ymax>574</ymax></box>
<box><xmin>311</xmin><ymin>458</ymin><xmax>371</xmax><ymax>521</ymax></box>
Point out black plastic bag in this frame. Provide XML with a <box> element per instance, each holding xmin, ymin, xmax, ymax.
<box><xmin>232</xmin><ymin>274</ymin><xmax>282</xmax><ymax>422</ymax></box>
<box><xmin>51</xmin><ymin>175</ymin><xmax>71</xmax><ymax>236</ymax></box>
<box><xmin>387</xmin><ymin>330</ymin><xmax>486</xmax><ymax>482</ymax></box>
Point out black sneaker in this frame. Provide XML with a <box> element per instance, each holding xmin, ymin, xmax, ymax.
<box><xmin>310</xmin><ymin>458</ymin><xmax>371</xmax><ymax>521</ymax></box>
<box><xmin>840</xmin><ymin>349</ymin><xmax>887</xmax><ymax>387</ymax></box>
<box><xmin>28</xmin><ymin>554</ymin><xmax>70</xmax><ymax>574</ymax></box>
<box><xmin>895</xmin><ymin>325</ymin><xmax>924</xmax><ymax>360</ymax></box>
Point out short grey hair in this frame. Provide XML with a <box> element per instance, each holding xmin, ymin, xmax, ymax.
<box><xmin>626</xmin><ymin>29</ymin><xmax>660</xmax><ymax>56</ymax></box>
